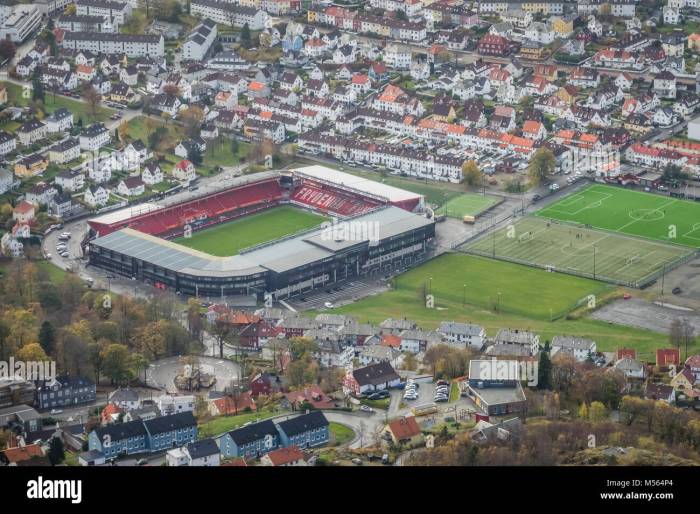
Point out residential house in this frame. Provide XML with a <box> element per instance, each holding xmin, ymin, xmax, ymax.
<box><xmin>117</xmin><ymin>176</ymin><xmax>145</xmax><ymax>196</ymax></box>
<box><xmin>342</xmin><ymin>361</ymin><xmax>401</xmax><ymax>396</ymax></box>
<box><xmin>84</xmin><ymin>185</ymin><xmax>109</xmax><ymax>208</ymax></box>
<box><xmin>383</xmin><ymin>416</ymin><xmax>422</xmax><ymax>446</ymax></box>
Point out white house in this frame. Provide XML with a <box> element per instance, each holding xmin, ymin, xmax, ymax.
<box><xmin>45</xmin><ymin>108</ymin><xmax>74</xmax><ymax>133</ymax></box>
<box><xmin>172</xmin><ymin>159</ymin><xmax>196</xmax><ymax>182</ymax></box>
<box><xmin>17</xmin><ymin>119</ymin><xmax>47</xmax><ymax>146</ymax></box>
<box><xmin>0</xmin><ymin>131</ymin><xmax>17</xmax><ymax>156</ymax></box>
<box><xmin>141</xmin><ymin>161</ymin><xmax>163</xmax><ymax>185</ymax></box>
<box><xmin>79</xmin><ymin>123</ymin><xmax>110</xmax><ymax>151</ymax></box>
<box><xmin>550</xmin><ymin>336</ymin><xmax>597</xmax><ymax>362</ymax></box>
<box><xmin>55</xmin><ymin>169</ymin><xmax>85</xmax><ymax>192</ymax></box>
<box><xmin>157</xmin><ymin>394</ymin><xmax>195</xmax><ymax>415</ymax></box>
<box><xmin>117</xmin><ymin>176</ymin><xmax>145</xmax><ymax>196</ymax></box>
<box><xmin>166</xmin><ymin>439</ymin><xmax>220</xmax><ymax>467</ymax></box>
<box><xmin>84</xmin><ymin>185</ymin><xmax>109</xmax><ymax>208</ymax></box>
<box><xmin>383</xmin><ymin>44</ymin><xmax>412</xmax><ymax>69</ymax></box>
<box><xmin>438</xmin><ymin>322</ymin><xmax>486</xmax><ymax>350</ymax></box>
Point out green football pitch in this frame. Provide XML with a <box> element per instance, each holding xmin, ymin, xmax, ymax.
<box><xmin>463</xmin><ymin>216</ymin><xmax>693</xmax><ymax>287</ymax></box>
<box><xmin>173</xmin><ymin>206</ymin><xmax>326</xmax><ymax>256</ymax></box>
<box><xmin>435</xmin><ymin>192</ymin><xmax>500</xmax><ymax>218</ymax></box>
<box><xmin>535</xmin><ymin>184</ymin><xmax>700</xmax><ymax>248</ymax></box>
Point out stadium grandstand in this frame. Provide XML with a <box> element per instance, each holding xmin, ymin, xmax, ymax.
<box><xmin>88</xmin><ymin>167</ymin><xmax>424</xmax><ymax>238</ymax></box>
<box><xmin>86</xmin><ymin>166</ymin><xmax>433</xmax><ymax>299</ymax></box>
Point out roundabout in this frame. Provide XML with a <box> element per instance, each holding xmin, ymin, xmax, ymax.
<box><xmin>146</xmin><ymin>355</ymin><xmax>241</xmax><ymax>394</ymax></box>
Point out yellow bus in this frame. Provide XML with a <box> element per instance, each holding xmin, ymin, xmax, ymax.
<box><xmin>462</xmin><ymin>215</ymin><xmax>476</xmax><ymax>224</ymax></box>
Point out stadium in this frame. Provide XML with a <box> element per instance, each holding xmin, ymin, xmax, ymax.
<box><xmin>86</xmin><ymin>166</ymin><xmax>435</xmax><ymax>299</ymax></box>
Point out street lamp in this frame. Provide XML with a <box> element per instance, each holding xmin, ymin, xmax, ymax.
<box><xmin>463</xmin><ymin>284</ymin><xmax>467</xmax><ymax>306</ymax></box>
<box><xmin>497</xmin><ymin>292</ymin><xmax>502</xmax><ymax>313</ymax></box>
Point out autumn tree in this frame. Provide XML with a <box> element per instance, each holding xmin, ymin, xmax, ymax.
<box><xmin>16</xmin><ymin>343</ymin><xmax>50</xmax><ymax>362</ymax></box>
<box><xmin>137</xmin><ymin>320</ymin><xmax>167</xmax><ymax>361</ymax></box>
<box><xmin>180</xmin><ymin>105</ymin><xmax>204</xmax><ymax>137</ymax></box>
<box><xmin>163</xmin><ymin>83</ymin><xmax>180</xmax><ymax>98</ymax></box>
<box><xmin>462</xmin><ymin>160</ymin><xmax>483</xmax><ymax>187</ymax></box>
<box><xmin>101</xmin><ymin>343</ymin><xmax>132</xmax><ymax>386</ymax></box>
<box><xmin>81</xmin><ymin>83</ymin><xmax>101</xmax><ymax>121</ymax></box>
<box><xmin>527</xmin><ymin>147</ymin><xmax>556</xmax><ymax>186</ymax></box>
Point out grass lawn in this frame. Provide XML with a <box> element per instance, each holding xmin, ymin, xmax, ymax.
<box><xmin>392</xmin><ymin>253</ymin><xmax>611</xmax><ymax>320</ymax></box>
<box><xmin>36</xmin><ymin>260</ymin><xmax>70</xmax><ymax>284</ymax></box>
<box><xmin>126</xmin><ymin>116</ymin><xmax>249</xmax><ymax>176</ymax></box>
<box><xmin>125</xmin><ymin>115</ymin><xmax>180</xmax><ymax>143</ymax></box>
<box><xmin>197</xmin><ymin>407</ymin><xmax>284</xmax><ymax>439</ymax></box>
<box><xmin>329</xmin><ymin>422</ymin><xmax>355</xmax><ymax>445</ymax></box>
<box><xmin>535</xmin><ymin>184</ymin><xmax>700</xmax><ymax>248</ymax></box>
<box><xmin>435</xmin><ymin>192</ymin><xmax>500</xmax><ymax>218</ymax></box>
<box><xmin>2</xmin><ymin>81</ymin><xmax>113</xmax><ymax>123</ymax></box>
<box><xmin>173</xmin><ymin>206</ymin><xmax>326</xmax><ymax>256</ymax></box>
<box><xmin>329</xmin><ymin>254</ymin><xmax>676</xmax><ymax>361</ymax></box>
<box><xmin>449</xmin><ymin>382</ymin><xmax>460</xmax><ymax>403</ymax></box>
<box><xmin>63</xmin><ymin>451</ymin><xmax>79</xmax><ymax>466</ymax></box>
<box><xmin>202</xmin><ymin>140</ymin><xmax>250</xmax><ymax>173</ymax></box>
<box><xmin>360</xmin><ymin>398</ymin><xmax>391</xmax><ymax>410</ymax></box>
<box><xmin>465</xmin><ymin>216</ymin><xmax>692</xmax><ymax>287</ymax></box>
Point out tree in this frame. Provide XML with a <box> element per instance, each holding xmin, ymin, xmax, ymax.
<box><xmin>16</xmin><ymin>343</ymin><xmax>49</xmax><ymax>362</ymax></box>
<box><xmin>241</xmin><ymin>23</ymin><xmax>252</xmax><ymax>49</ymax></box>
<box><xmin>179</xmin><ymin>105</ymin><xmax>204</xmax><ymax>137</ymax></box>
<box><xmin>211</xmin><ymin>315</ymin><xmax>234</xmax><ymax>359</ymax></box>
<box><xmin>163</xmin><ymin>83</ymin><xmax>180</xmax><ymax>98</ymax></box>
<box><xmin>48</xmin><ymin>437</ymin><xmax>65</xmax><ymax>466</ymax></box>
<box><xmin>462</xmin><ymin>160</ymin><xmax>482</xmax><ymax>187</ymax></box>
<box><xmin>101</xmin><ymin>343</ymin><xmax>132</xmax><ymax>386</ymax></box>
<box><xmin>117</xmin><ymin>120</ymin><xmax>129</xmax><ymax>144</ymax></box>
<box><xmin>188</xmin><ymin>145</ymin><xmax>203</xmax><ymax>166</ymax></box>
<box><xmin>129</xmin><ymin>352</ymin><xmax>149</xmax><ymax>384</ymax></box>
<box><xmin>288</xmin><ymin>337</ymin><xmax>318</xmax><ymax>360</ymax></box>
<box><xmin>527</xmin><ymin>147</ymin><xmax>556</xmax><ymax>186</ymax></box>
<box><xmin>32</xmin><ymin>69</ymin><xmax>45</xmax><ymax>103</ymax></box>
<box><xmin>137</xmin><ymin>320</ymin><xmax>167</xmax><ymax>361</ymax></box>
<box><xmin>0</xmin><ymin>39</ymin><xmax>16</xmax><ymax>61</ymax></box>
<box><xmin>537</xmin><ymin>341</ymin><xmax>552</xmax><ymax>390</ymax></box>
<box><xmin>588</xmin><ymin>401</ymin><xmax>607</xmax><ymax>422</ymax></box>
<box><xmin>38</xmin><ymin>320</ymin><xmax>55</xmax><ymax>356</ymax></box>
<box><xmin>578</xmin><ymin>402</ymin><xmax>588</xmax><ymax>419</ymax></box>
<box><xmin>186</xmin><ymin>298</ymin><xmax>203</xmax><ymax>342</ymax></box>
<box><xmin>81</xmin><ymin>83</ymin><xmax>101</xmax><ymax>120</ymax></box>
<box><xmin>87</xmin><ymin>340</ymin><xmax>106</xmax><ymax>385</ymax></box>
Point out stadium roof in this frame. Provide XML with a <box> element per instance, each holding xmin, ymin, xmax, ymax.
<box><xmin>89</xmin><ymin>203</ymin><xmax>163</xmax><ymax>226</ymax></box>
<box><xmin>292</xmin><ymin>165</ymin><xmax>423</xmax><ymax>204</ymax></box>
<box><xmin>90</xmin><ymin>206</ymin><xmax>433</xmax><ymax>277</ymax></box>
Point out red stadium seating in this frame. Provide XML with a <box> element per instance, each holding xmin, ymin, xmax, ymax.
<box><xmin>110</xmin><ymin>178</ymin><xmax>285</xmax><ymax>237</ymax></box>
<box><xmin>91</xmin><ymin>176</ymin><xmax>386</xmax><ymax>239</ymax></box>
<box><xmin>291</xmin><ymin>180</ymin><xmax>381</xmax><ymax>216</ymax></box>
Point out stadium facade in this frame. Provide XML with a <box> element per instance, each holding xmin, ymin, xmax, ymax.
<box><xmin>87</xmin><ymin>167</ymin><xmax>435</xmax><ymax>299</ymax></box>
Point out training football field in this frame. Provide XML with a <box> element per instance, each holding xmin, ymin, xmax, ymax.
<box><xmin>173</xmin><ymin>206</ymin><xmax>326</xmax><ymax>256</ymax></box>
<box><xmin>435</xmin><ymin>192</ymin><xmax>500</xmax><ymax>218</ymax></box>
<box><xmin>463</xmin><ymin>216</ymin><xmax>694</xmax><ymax>287</ymax></box>
<box><xmin>535</xmin><ymin>184</ymin><xmax>700</xmax><ymax>248</ymax></box>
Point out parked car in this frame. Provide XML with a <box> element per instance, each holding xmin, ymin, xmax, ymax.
<box><xmin>360</xmin><ymin>405</ymin><xmax>374</xmax><ymax>413</ymax></box>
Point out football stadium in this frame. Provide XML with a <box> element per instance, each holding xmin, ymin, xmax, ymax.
<box><xmin>86</xmin><ymin>166</ymin><xmax>435</xmax><ymax>299</ymax></box>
